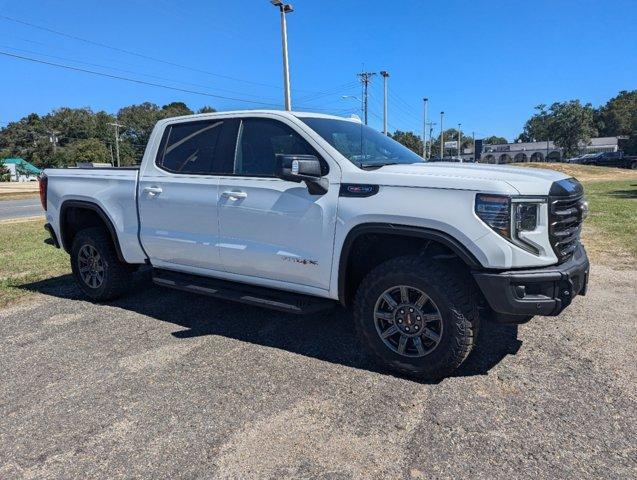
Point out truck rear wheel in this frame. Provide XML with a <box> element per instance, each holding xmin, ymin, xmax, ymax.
<box><xmin>353</xmin><ymin>256</ymin><xmax>480</xmax><ymax>380</ymax></box>
<box><xmin>70</xmin><ymin>227</ymin><xmax>132</xmax><ymax>301</ymax></box>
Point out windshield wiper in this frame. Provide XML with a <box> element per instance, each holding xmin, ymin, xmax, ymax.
<box><xmin>359</xmin><ymin>162</ymin><xmax>401</xmax><ymax>170</ymax></box>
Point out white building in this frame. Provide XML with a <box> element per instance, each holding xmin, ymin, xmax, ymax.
<box><xmin>2</xmin><ymin>158</ymin><xmax>41</xmax><ymax>181</ymax></box>
<box><xmin>478</xmin><ymin>136</ymin><xmax>623</xmax><ymax>164</ymax></box>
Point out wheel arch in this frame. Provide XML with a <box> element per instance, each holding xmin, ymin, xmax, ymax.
<box><xmin>59</xmin><ymin>200</ymin><xmax>126</xmax><ymax>263</ymax></box>
<box><xmin>337</xmin><ymin>223</ymin><xmax>482</xmax><ymax>308</ymax></box>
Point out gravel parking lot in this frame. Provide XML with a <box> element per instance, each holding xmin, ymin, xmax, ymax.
<box><xmin>1</xmin><ymin>262</ymin><xmax>635</xmax><ymax>479</ymax></box>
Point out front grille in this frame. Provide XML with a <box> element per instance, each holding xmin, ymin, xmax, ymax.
<box><xmin>549</xmin><ymin>193</ymin><xmax>585</xmax><ymax>262</ymax></box>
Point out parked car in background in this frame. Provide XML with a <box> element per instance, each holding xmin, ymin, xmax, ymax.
<box><xmin>39</xmin><ymin>110</ymin><xmax>590</xmax><ymax>380</ymax></box>
<box><xmin>567</xmin><ymin>153</ymin><xmax>595</xmax><ymax>164</ymax></box>
<box><xmin>580</xmin><ymin>151</ymin><xmax>637</xmax><ymax>169</ymax></box>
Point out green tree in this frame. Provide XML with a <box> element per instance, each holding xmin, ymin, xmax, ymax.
<box><xmin>66</xmin><ymin>139</ymin><xmax>110</xmax><ymax>165</ymax></box>
<box><xmin>428</xmin><ymin>129</ymin><xmax>472</xmax><ymax>157</ymax></box>
<box><xmin>43</xmin><ymin>107</ymin><xmax>95</xmax><ymax>148</ymax></box>
<box><xmin>549</xmin><ymin>101</ymin><xmax>596</xmax><ymax>157</ymax></box>
<box><xmin>391</xmin><ymin>130</ymin><xmax>423</xmax><ymax>155</ymax></box>
<box><xmin>117</xmin><ymin>102</ymin><xmax>162</xmax><ymax>149</ymax></box>
<box><xmin>517</xmin><ymin>104</ymin><xmax>552</xmax><ymax>142</ymax></box>
<box><xmin>517</xmin><ymin>101</ymin><xmax>596</xmax><ymax>157</ymax></box>
<box><xmin>483</xmin><ymin>135</ymin><xmax>508</xmax><ymax>145</ymax></box>
<box><xmin>0</xmin><ymin>158</ymin><xmax>10</xmax><ymax>181</ymax></box>
<box><xmin>596</xmin><ymin>90</ymin><xmax>637</xmax><ymax>136</ymax></box>
<box><xmin>198</xmin><ymin>106</ymin><xmax>217</xmax><ymax>114</ymax></box>
<box><xmin>160</xmin><ymin>101</ymin><xmax>194</xmax><ymax>119</ymax></box>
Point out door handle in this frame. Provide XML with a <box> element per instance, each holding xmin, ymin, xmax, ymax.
<box><xmin>221</xmin><ymin>190</ymin><xmax>247</xmax><ymax>200</ymax></box>
<box><xmin>144</xmin><ymin>186</ymin><xmax>163</xmax><ymax>196</ymax></box>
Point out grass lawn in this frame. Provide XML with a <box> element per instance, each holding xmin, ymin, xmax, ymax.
<box><xmin>0</xmin><ymin>164</ymin><xmax>635</xmax><ymax>308</ymax></box>
<box><xmin>0</xmin><ymin>219</ymin><xmax>69</xmax><ymax>307</ymax></box>
<box><xmin>579</xmin><ymin>179</ymin><xmax>637</xmax><ymax>265</ymax></box>
<box><xmin>516</xmin><ymin>163</ymin><xmax>637</xmax><ymax>266</ymax></box>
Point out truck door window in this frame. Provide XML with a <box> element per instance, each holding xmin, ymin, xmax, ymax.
<box><xmin>157</xmin><ymin>120</ymin><xmax>224</xmax><ymax>174</ymax></box>
<box><xmin>234</xmin><ymin>118</ymin><xmax>318</xmax><ymax>176</ymax></box>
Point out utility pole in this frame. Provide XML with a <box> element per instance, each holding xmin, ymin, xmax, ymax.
<box><xmin>422</xmin><ymin>98</ymin><xmax>428</xmax><ymax>158</ymax></box>
<box><xmin>271</xmin><ymin>0</ymin><xmax>293</xmax><ymax>111</ymax></box>
<box><xmin>426</xmin><ymin>122</ymin><xmax>437</xmax><ymax>159</ymax></box>
<box><xmin>457</xmin><ymin>123</ymin><xmax>462</xmax><ymax>158</ymax></box>
<box><xmin>48</xmin><ymin>131</ymin><xmax>59</xmax><ymax>154</ymax></box>
<box><xmin>440</xmin><ymin>111</ymin><xmax>445</xmax><ymax>158</ymax></box>
<box><xmin>357</xmin><ymin>71</ymin><xmax>376</xmax><ymax>125</ymax></box>
<box><xmin>108</xmin><ymin>122</ymin><xmax>124</xmax><ymax>167</ymax></box>
<box><xmin>472</xmin><ymin>131</ymin><xmax>476</xmax><ymax>161</ymax></box>
<box><xmin>380</xmin><ymin>71</ymin><xmax>389</xmax><ymax>135</ymax></box>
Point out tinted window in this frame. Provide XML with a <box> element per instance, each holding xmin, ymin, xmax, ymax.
<box><xmin>300</xmin><ymin>117</ymin><xmax>424</xmax><ymax>168</ymax></box>
<box><xmin>158</xmin><ymin>120</ymin><xmax>223</xmax><ymax>174</ymax></box>
<box><xmin>234</xmin><ymin>119</ymin><xmax>317</xmax><ymax>176</ymax></box>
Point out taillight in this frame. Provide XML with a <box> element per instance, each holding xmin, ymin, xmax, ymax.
<box><xmin>38</xmin><ymin>175</ymin><xmax>48</xmax><ymax>211</ymax></box>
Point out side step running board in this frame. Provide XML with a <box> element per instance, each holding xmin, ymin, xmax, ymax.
<box><xmin>152</xmin><ymin>268</ymin><xmax>335</xmax><ymax>315</ymax></box>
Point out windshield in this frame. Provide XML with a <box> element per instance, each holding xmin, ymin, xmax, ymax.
<box><xmin>299</xmin><ymin>117</ymin><xmax>424</xmax><ymax>168</ymax></box>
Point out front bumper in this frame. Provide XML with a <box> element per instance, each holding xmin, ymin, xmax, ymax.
<box><xmin>472</xmin><ymin>244</ymin><xmax>589</xmax><ymax>317</ymax></box>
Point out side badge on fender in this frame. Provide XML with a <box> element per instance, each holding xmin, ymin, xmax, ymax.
<box><xmin>339</xmin><ymin>184</ymin><xmax>379</xmax><ymax>197</ymax></box>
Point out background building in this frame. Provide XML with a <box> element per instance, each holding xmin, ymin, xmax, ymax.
<box><xmin>2</xmin><ymin>158</ymin><xmax>42</xmax><ymax>181</ymax></box>
<box><xmin>476</xmin><ymin>136</ymin><xmax>624</xmax><ymax>164</ymax></box>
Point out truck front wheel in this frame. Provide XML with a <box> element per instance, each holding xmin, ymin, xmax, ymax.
<box><xmin>353</xmin><ymin>256</ymin><xmax>480</xmax><ymax>380</ymax></box>
<box><xmin>70</xmin><ymin>227</ymin><xmax>132</xmax><ymax>301</ymax></box>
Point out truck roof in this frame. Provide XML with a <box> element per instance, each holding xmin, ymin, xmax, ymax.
<box><xmin>156</xmin><ymin>110</ymin><xmax>361</xmax><ymax>124</ymax></box>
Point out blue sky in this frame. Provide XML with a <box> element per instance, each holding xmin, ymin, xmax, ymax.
<box><xmin>0</xmin><ymin>0</ymin><xmax>635</xmax><ymax>140</ymax></box>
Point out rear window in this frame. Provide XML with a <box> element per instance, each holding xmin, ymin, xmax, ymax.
<box><xmin>157</xmin><ymin>120</ymin><xmax>224</xmax><ymax>174</ymax></box>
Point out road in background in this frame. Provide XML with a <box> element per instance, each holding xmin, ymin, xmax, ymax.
<box><xmin>0</xmin><ymin>198</ymin><xmax>43</xmax><ymax>221</ymax></box>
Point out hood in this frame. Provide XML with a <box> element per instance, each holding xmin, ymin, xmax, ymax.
<box><xmin>342</xmin><ymin>162</ymin><xmax>571</xmax><ymax>195</ymax></box>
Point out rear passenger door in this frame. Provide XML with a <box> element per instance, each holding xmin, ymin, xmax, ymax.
<box><xmin>138</xmin><ymin>118</ymin><xmax>236</xmax><ymax>272</ymax></box>
<box><xmin>217</xmin><ymin>117</ymin><xmax>339</xmax><ymax>291</ymax></box>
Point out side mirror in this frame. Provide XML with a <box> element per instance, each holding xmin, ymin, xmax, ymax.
<box><xmin>276</xmin><ymin>154</ymin><xmax>321</xmax><ymax>181</ymax></box>
<box><xmin>275</xmin><ymin>154</ymin><xmax>328</xmax><ymax>195</ymax></box>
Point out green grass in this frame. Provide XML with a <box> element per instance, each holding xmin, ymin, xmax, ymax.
<box><xmin>0</xmin><ymin>220</ymin><xmax>69</xmax><ymax>307</ymax></box>
<box><xmin>580</xmin><ymin>179</ymin><xmax>637</xmax><ymax>262</ymax></box>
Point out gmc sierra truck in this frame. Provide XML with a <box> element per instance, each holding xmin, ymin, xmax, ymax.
<box><xmin>39</xmin><ymin>111</ymin><xmax>590</xmax><ymax>379</ymax></box>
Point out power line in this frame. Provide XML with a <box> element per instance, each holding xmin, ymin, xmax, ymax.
<box><xmin>0</xmin><ymin>50</ymin><xmax>361</xmax><ymax>118</ymax></box>
<box><xmin>0</xmin><ymin>44</ymin><xmax>283</xmax><ymax>103</ymax></box>
<box><xmin>0</xmin><ymin>50</ymin><xmax>287</xmax><ymax>107</ymax></box>
<box><xmin>0</xmin><ymin>14</ymin><xmax>285</xmax><ymax>90</ymax></box>
<box><xmin>0</xmin><ymin>14</ymin><xmax>356</xmax><ymax>97</ymax></box>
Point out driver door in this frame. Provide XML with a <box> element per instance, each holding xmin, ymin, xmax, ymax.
<box><xmin>217</xmin><ymin>117</ymin><xmax>339</xmax><ymax>290</ymax></box>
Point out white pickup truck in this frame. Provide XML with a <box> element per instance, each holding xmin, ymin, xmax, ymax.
<box><xmin>40</xmin><ymin>111</ymin><xmax>590</xmax><ymax>379</ymax></box>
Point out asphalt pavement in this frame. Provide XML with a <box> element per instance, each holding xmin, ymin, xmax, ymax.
<box><xmin>0</xmin><ymin>197</ymin><xmax>43</xmax><ymax>221</ymax></box>
<box><xmin>0</xmin><ymin>263</ymin><xmax>635</xmax><ymax>479</ymax></box>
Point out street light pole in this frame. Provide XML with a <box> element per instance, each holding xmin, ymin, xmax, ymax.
<box><xmin>422</xmin><ymin>98</ymin><xmax>428</xmax><ymax>158</ymax></box>
<box><xmin>380</xmin><ymin>71</ymin><xmax>389</xmax><ymax>135</ymax></box>
<box><xmin>440</xmin><ymin>111</ymin><xmax>445</xmax><ymax>158</ymax></box>
<box><xmin>458</xmin><ymin>123</ymin><xmax>462</xmax><ymax>158</ymax></box>
<box><xmin>108</xmin><ymin>122</ymin><xmax>124</xmax><ymax>167</ymax></box>
<box><xmin>271</xmin><ymin>0</ymin><xmax>293</xmax><ymax>111</ymax></box>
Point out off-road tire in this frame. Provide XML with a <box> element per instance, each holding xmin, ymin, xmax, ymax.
<box><xmin>70</xmin><ymin>227</ymin><xmax>132</xmax><ymax>301</ymax></box>
<box><xmin>353</xmin><ymin>255</ymin><xmax>480</xmax><ymax>380</ymax></box>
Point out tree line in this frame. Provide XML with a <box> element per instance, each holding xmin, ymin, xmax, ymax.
<box><xmin>391</xmin><ymin>90</ymin><xmax>636</xmax><ymax>158</ymax></box>
<box><xmin>1</xmin><ymin>90</ymin><xmax>635</xmax><ymax>171</ymax></box>
<box><xmin>0</xmin><ymin>102</ymin><xmax>216</xmax><ymax>169</ymax></box>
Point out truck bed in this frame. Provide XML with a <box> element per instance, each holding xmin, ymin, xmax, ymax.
<box><xmin>44</xmin><ymin>167</ymin><xmax>147</xmax><ymax>264</ymax></box>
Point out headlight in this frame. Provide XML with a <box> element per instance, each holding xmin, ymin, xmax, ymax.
<box><xmin>475</xmin><ymin>194</ymin><xmax>547</xmax><ymax>255</ymax></box>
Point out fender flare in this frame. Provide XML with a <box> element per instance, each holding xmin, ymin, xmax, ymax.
<box><xmin>337</xmin><ymin>223</ymin><xmax>481</xmax><ymax>305</ymax></box>
<box><xmin>59</xmin><ymin>200</ymin><xmax>126</xmax><ymax>262</ymax></box>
